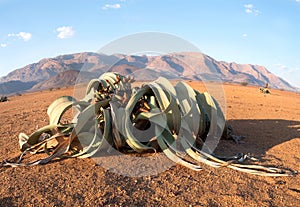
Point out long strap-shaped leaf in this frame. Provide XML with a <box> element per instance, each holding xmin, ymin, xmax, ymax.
<box><xmin>19</xmin><ymin>124</ymin><xmax>73</xmax><ymax>151</ymax></box>
<box><xmin>47</xmin><ymin>96</ymin><xmax>77</xmax><ymax>125</ymax></box>
<box><xmin>75</xmin><ymin>108</ymin><xmax>112</xmax><ymax>158</ymax></box>
<box><xmin>124</xmin><ymin>85</ymin><xmax>156</xmax><ymax>153</ymax></box>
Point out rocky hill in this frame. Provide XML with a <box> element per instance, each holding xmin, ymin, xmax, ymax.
<box><xmin>0</xmin><ymin>52</ymin><xmax>297</xmax><ymax>94</ymax></box>
<box><xmin>30</xmin><ymin>70</ymin><xmax>95</xmax><ymax>91</ymax></box>
<box><xmin>0</xmin><ymin>80</ymin><xmax>37</xmax><ymax>95</ymax></box>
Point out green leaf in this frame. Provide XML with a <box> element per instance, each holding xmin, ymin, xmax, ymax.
<box><xmin>47</xmin><ymin>96</ymin><xmax>77</xmax><ymax>125</ymax></box>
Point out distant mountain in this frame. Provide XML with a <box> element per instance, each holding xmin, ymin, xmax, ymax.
<box><xmin>0</xmin><ymin>52</ymin><xmax>298</xmax><ymax>94</ymax></box>
<box><xmin>0</xmin><ymin>80</ymin><xmax>36</xmax><ymax>95</ymax></box>
<box><xmin>0</xmin><ymin>52</ymin><xmax>117</xmax><ymax>83</ymax></box>
<box><xmin>30</xmin><ymin>70</ymin><xmax>95</xmax><ymax>91</ymax></box>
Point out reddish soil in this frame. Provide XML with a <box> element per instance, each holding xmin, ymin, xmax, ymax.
<box><xmin>0</xmin><ymin>83</ymin><xmax>299</xmax><ymax>207</ymax></box>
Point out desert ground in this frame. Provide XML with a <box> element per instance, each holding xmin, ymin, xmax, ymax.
<box><xmin>0</xmin><ymin>82</ymin><xmax>299</xmax><ymax>207</ymax></box>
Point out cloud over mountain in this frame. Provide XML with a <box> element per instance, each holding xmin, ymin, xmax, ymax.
<box><xmin>56</xmin><ymin>26</ymin><xmax>75</xmax><ymax>39</ymax></box>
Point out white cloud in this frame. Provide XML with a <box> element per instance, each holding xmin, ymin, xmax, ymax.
<box><xmin>296</xmin><ymin>0</ymin><xmax>300</xmax><ymax>2</ymax></box>
<box><xmin>244</xmin><ymin>4</ymin><xmax>260</xmax><ymax>15</ymax></box>
<box><xmin>56</xmin><ymin>26</ymin><xmax>75</xmax><ymax>39</ymax></box>
<box><xmin>8</xmin><ymin>32</ymin><xmax>32</xmax><ymax>41</ymax></box>
<box><xmin>274</xmin><ymin>63</ymin><xmax>288</xmax><ymax>70</ymax></box>
<box><xmin>102</xmin><ymin>3</ymin><xmax>121</xmax><ymax>10</ymax></box>
<box><xmin>274</xmin><ymin>64</ymin><xmax>300</xmax><ymax>73</ymax></box>
<box><xmin>288</xmin><ymin>67</ymin><xmax>300</xmax><ymax>73</ymax></box>
<box><xmin>244</xmin><ymin>4</ymin><xmax>253</xmax><ymax>13</ymax></box>
<box><xmin>0</xmin><ymin>43</ymin><xmax>7</xmax><ymax>48</ymax></box>
<box><xmin>242</xmin><ymin>33</ymin><xmax>248</xmax><ymax>37</ymax></box>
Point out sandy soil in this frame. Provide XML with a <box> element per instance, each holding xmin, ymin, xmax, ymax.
<box><xmin>0</xmin><ymin>83</ymin><xmax>299</xmax><ymax>207</ymax></box>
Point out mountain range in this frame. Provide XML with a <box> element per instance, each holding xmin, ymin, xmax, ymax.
<box><xmin>0</xmin><ymin>52</ymin><xmax>298</xmax><ymax>94</ymax></box>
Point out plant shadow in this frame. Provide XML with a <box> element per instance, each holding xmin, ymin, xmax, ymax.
<box><xmin>214</xmin><ymin>119</ymin><xmax>300</xmax><ymax>163</ymax></box>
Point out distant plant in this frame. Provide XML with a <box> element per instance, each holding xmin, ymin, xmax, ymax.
<box><xmin>259</xmin><ymin>87</ymin><xmax>270</xmax><ymax>94</ymax></box>
<box><xmin>240</xmin><ymin>82</ymin><xmax>248</xmax><ymax>86</ymax></box>
<box><xmin>16</xmin><ymin>93</ymin><xmax>22</xmax><ymax>96</ymax></box>
<box><xmin>49</xmin><ymin>87</ymin><xmax>54</xmax><ymax>91</ymax></box>
<box><xmin>0</xmin><ymin>96</ymin><xmax>8</xmax><ymax>102</ymax></box>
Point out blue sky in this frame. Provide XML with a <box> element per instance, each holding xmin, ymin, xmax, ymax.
<box><xmin>0</xmin><ymin>0</ymin><xmax>299</xmax><ymax>87</ymax></box>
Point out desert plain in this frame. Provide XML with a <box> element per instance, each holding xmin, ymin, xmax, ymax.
<box><xmin>0</xmin><ymin>82</ymin><xmax>299</xmax><ymax>206</ymax></box>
